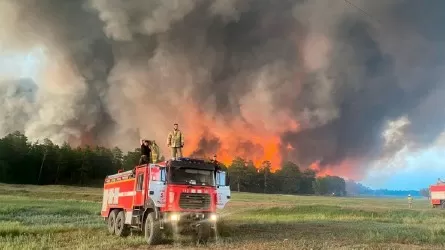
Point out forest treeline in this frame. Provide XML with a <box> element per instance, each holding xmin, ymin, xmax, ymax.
<box><xmin>0</xmin><ymin>131</ymin><xmax>346</xmax><ymax>196</ymax></box>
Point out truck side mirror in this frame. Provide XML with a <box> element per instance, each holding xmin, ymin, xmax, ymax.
<box><xmin>225</xmin><ymin>174</ymin><xmax>230</xmax><ymax>186</ymax></box>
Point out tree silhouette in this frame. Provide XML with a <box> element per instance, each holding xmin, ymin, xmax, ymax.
<box><xmin>0</xmin><ymin>131</ymin><xmax>347</xmax><ymax>195</ymax></box>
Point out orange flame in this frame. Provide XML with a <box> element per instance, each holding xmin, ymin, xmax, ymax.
<box><xmin>309</xmin><ymin>159</ymin><xmax>361</xmax><ymax>180</ymax></box>
<box><xmin>181</xmin><ymin>105</ymin><xmax>299</xmax><ymax>171</ymax></box>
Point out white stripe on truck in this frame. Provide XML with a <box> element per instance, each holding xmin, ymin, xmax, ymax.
<box><xmin>431</xmin><ymin>191</ymin><xmax>445</xmax><ymax>199</ymax></box>
<box><xmin>118</xmin><ymin>191</ymin><xmax>136</xmax><ymax>197</ymax></box>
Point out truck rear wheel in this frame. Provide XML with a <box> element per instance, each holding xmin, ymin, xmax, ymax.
<box><xmin>115</xmin><ymin>210</ymin><xmax>130</xmax><ymax>237</ymax></box>
<box><xmin>144</xmin><ymin>212</ymin><xmax>162</xmax><ymax>245</ymax></box>
<box><xmin>107</xmin><ymin>210</ymin><xmax>117</xmax><ymax>234</ymax></box>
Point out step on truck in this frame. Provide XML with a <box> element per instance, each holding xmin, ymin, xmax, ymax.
<box><xmin>100</xmin><ymin>157</ymin><xmax>231</xmax><ymax>245</ymax></box>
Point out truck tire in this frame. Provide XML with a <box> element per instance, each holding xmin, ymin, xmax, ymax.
<box><xmin>115</xmin><ymin>210</ymin><xmax>130</xmax><ymax>237</ymax></box>
<box><xmin>144</xmin><ymin>212</ymin><xmax>162</xmax><ymax>245</ymax></box>
<box><xmin>441</xmin><ymin>200</ymin><xmax>445</xmax><ymax>209</ymax></box>
<box><xmin>107</xmin><ymin>210</ymin><xmax>117</xmax><ymax>235</ymax></box>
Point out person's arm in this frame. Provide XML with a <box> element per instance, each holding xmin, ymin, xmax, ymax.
<box><xmin>167</xmin><ymin>133</ymin><xmax>171</xmax><ymax>147</ymax></box>
<box><xmin>180</xmin><ymin>132</ymin><xmax>184</xmax><ymax>147</ymax></box>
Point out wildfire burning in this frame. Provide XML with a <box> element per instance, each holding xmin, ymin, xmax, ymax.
<box><xmin>309</xmin><ymin>159</ymin><xmax>361</xmax><ymax>179</ymax></box>
<box><xmin>181</xmin><ymin>104</ymin><xmax>299</xmax><ymax>171</ymax></box>
<box><xmin>1</xmin><ymin>1</ymin><xmax>444</xmax><ymax>184</ymax></box>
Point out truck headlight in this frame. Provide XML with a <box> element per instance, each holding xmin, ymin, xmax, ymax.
<box><xmin>170</xmin><ymin>213</ymin><xmax>180</xmax><ymax>221</ymax></box>
<box><xmin>209</xmin><ymin>213</ymin><xmax>218</xmax><ymax>221</ymax></box>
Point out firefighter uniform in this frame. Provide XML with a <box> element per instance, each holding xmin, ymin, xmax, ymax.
<box><xmin>150</xmin><ymin>141</ymin><xmax>160</xmax><ymax>163</ymax></box>
<box><xmin>408</xmin><ymin>194</ymin><xmax>413</xmax><ymax>208</ymax></box>
<box><xmin>167</xmin><ymin>129</ymin><xmax>184</xmax><ymax>159</ymax></box>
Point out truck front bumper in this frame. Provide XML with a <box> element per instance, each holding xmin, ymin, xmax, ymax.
<box><xmin>162</xmin><ymin>212</ymin><xmax>217</xmax><ymax>233</ymax></box>
<box><xmin>166</xmin><ymin>212</ymin><xmax>216</xmax><ymax>221</ymax></box>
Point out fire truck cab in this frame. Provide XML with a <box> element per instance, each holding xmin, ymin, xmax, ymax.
<box><xmin>101</xmin><ymin>157</ymin><xmax>231</xmax><ymax>245</ymax></box>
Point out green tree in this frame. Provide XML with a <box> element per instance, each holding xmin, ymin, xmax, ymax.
<box><xmin>123</xmin><ymin>148</ymin><xmax>141</xmax><ymax>170</ymax></box>
<box><xmin>0</xmin><ymin>131</ymin><xmax>348</xmax><ymax>195</ymax></box>
<box><xmin>258</xmin><ymin>161</ymin><xmax>272</xmax><ymax>193</ymax></box>
<box><xmin>273</xmin><ymin>161</ymin><xmax>301</xmax><ymax>194</ymax></box>
<box><xmin>111</xmin><ymin>147</ymin><xmax>124</xmax><ymax>170</ymax></box>
<box><xmin>227</xmin><ymin>157</ymin><xmax>247</xmax><ymax>192</ymax></box>
<box><xmin>313</xmin><ymin>176</ymin><xmax>346</xmax><ymax>196</ymax></box>
<box><xmin>300</xmin><ymin>169</ymin><xmax>316</xmax><ymax>194</ymax></box>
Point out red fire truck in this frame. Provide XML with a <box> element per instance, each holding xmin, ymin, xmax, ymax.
<box><xmin>101</xmin><ymin>157</ymin><xmax>231</xmax><ymax>245</ymax></box>
<box><xmin>429</xmin><ymin>183</ymin><xmax>445</xmax><ymax>208</ymax></box>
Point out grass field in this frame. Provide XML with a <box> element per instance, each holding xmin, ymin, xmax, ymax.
<box><xmin>0</xmin><ymin>183</ymin><xmax>444</xmax><ymax>250</ymax></box>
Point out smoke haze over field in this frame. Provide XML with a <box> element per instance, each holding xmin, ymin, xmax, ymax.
<box><xmin>1</xmin><ymin>0</ymin><xmax>445</xmax><ymax>182</ymax></box>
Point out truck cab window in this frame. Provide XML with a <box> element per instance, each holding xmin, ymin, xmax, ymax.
<box><xmin>216</xmin><ymin>171</ymin><xmax>226</xmax><ymax>186</ymax></box>
<box><xmin>151</xmin><ymin>166</ymin><xmax>166</xmax><ymax>182</ymax></box>
<box><xmin>160</xmin><ymin>167</ymin><xmax>166</xmax><ymax>182</ymax></box>
<box><xmin>169</xmin><ymin>168</ymin><xmax>215</xmax><ymax>186</ymax></box>
<box><xmin>136</xmin><ymin>173</ymin><xmax>144</xmax><ymax>191</ymax></box>
<box><xmin>151</xmin><ymin>166</ymin><xmax>160</xmax><ymax>181</ymax></box>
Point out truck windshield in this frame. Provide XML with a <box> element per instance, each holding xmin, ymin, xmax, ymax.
<box><xmin>169</xmin><ymin>168</ymin><xmax>215</xmax><ymax>186</ymax></box>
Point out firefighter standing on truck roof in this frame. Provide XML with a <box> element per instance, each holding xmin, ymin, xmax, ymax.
<box><xmin>408</xmin><ymin>194</ymin><xmax>413</xmax><ymax>208</ymax></box>
<box><xmin>167</xmin><ymin>123</ymin><xmax>184</xmax><ymax>160</ymax></box>
<box><xmin>139</xmin><ymin>139</ymin><xmax>151</xmax><ymax>164</ymax></box>
<box><xmin>150</xmin><ymin>140</ymin><xmax>160</xmax><ymax>163</ymax></box>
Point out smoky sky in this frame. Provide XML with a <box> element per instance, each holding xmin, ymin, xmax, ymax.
<box><xmin>1</xmin><ymin>0</ymin><xmax>445</xmax><ymax>176</ymax></box>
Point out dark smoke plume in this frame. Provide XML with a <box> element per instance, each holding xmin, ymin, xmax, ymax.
<box><xmin>1</xmin><ymin>0</ymin><xmax>445</xmax><ymax>179</ymax></box>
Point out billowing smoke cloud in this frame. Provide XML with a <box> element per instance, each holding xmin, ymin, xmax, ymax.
<box><xmin>0</xmin><ymin>79</ymin><xmax>36</xmax><ymax>136</ymax></box>
<box><xmin>1</xmin><ymin>0</ymin><xmax>445</xmax><ymax>179</ymax></box>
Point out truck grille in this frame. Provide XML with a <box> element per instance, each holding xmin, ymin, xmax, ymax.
<box><xmin>179</xmin><ymin>193</ymin><xmax>211</xmax><ymax>209</ymax></box>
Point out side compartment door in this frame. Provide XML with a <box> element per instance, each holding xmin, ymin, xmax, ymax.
<box><xmin>148</xmin><ymin>165</ymin><xmax>167</xmax><ymax>207</ymax></box>
<box><xmin>216</xmin><ymin>171</ymin><xmax>231</xmax><ymax>209</ymax></box>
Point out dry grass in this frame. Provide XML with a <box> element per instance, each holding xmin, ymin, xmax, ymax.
<box><xmin>0</xmin><ymin>183</ymin><xmax>444</xmax><ymax>250</ymax></box>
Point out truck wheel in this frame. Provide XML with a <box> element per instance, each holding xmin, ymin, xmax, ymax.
<box><xmin>195</xmin><ymin>223</ymin><xmax>211</xmax><ymax>245</ymax></box>
<box><xmin>115</xmin><ymin>210</ymin><xmax>130</xmax><ymax>237</ymax></box>
<box><xmin>441</xmin><ymin>201</ymin><xmax>445</xmax><ymax>209</ymax></box>
<box><xmin>144</xmin><ymin>212</ymin><xmax>162</xmax><ymax>245</ymax></box>
<box><xmin>107</xmin><ymin>210</ymin><xmax>117</xmax><ymax>235</ymax></box>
